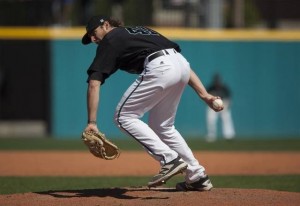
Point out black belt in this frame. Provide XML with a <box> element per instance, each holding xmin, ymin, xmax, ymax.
<box><xmin>148</xmin><ymin>51</ymin><xmax>165</xmax><ymax>62</ymax></box>
<box><xmin>148</xmin><ymin>49</ymin><xmax>177</xmax><ymax>62</ymax></box>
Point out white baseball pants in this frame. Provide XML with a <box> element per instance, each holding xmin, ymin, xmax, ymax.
<box><xmin>115</xmin><ymin>49</ymin><xmax>206</xmax><ymax>183</ymax></box>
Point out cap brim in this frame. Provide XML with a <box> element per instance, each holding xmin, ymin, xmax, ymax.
<box><xmin>82</xmin><ymin>33</ymin><xmax>91</xmax><ymax>45</ymax></box>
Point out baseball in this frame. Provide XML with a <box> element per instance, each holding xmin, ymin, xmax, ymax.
<box><xmin>212</xmin><ymin>98</ymin><xmax>223</xmax><ymax>109</ymax></box>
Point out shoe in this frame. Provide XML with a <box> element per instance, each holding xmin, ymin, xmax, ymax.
<box><xmin>176</xmin><ymin>175</ymin><xmax>213</xmax><ymax>191</ymax></box>
<box><xmin>148</xmin><ymin>156</ymin><xmax>188</xmax><ymax>187</ymax></box>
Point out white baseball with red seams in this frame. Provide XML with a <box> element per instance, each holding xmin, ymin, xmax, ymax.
<box><xmin>212</xmin><ymin>98</ymin><xmax>224</xmax><ymax>109</ymax></box>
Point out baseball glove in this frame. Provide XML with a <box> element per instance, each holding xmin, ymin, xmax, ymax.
<box><xmin>81</xmin><ymin>131</ymin><xmax>120</xmax><ymax>160</ymax></box>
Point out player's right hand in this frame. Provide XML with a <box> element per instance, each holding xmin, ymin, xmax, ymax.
<box><xmin>203</xmin><ymin>94</ymin><xmax>224</xmax><ymax>112</ymax></box>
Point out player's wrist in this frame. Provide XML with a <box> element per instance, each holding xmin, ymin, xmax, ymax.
<box><xmin>88</xmin><ymin>120</ymin><xmax>97</xmax><ymax>125</ymax></box>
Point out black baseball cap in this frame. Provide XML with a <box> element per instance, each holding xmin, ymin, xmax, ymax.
<box><xmin>82</xmin><ymin>15</ymin><xmax>109</xmax><ymax>45</ymax></box>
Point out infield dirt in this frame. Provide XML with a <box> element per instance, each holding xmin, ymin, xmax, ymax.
<box><xmin>0</xmin><ymin>151</ymin><xmax>299</xmax><ymax>205</ymax></box>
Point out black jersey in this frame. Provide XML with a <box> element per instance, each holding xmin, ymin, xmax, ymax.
<box><xmin>87</xmin><ymin>26</ymin><xmax>181</xmax><ymax>84</ymax></box>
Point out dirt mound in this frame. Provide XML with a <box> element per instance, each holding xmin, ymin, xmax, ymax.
<box><xmin>1</xmin><ymin>187</ymin><xmax>299</xmax><ymax>206</ymax></box>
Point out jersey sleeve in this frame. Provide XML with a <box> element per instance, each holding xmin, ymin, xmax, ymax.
<box><xmin>87</xmin><ymin>41</ymin><xmax>119</xmax><ymax>85</ymax></box>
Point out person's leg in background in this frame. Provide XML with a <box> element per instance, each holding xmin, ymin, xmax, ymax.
<box><xmin>220</xmin><ymin>102</ymin><xmax>235</xmax><ymax>140</ymax></box>
<box><xmin>206</xmin><ymin>107</ymin><xmax>218</xmax><ymax>142</ymax></box>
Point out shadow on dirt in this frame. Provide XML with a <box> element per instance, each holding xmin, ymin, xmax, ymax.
<box><xmin>35</xmin><ymin>187</ymin><xmax>177</xmax><ymax>200</ymax></box>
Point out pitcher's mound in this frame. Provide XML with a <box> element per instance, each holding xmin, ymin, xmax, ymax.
<box><xmin>1</xmin><ymin>187</ymin><xmax>299</xmax><ymax>206</ymax></box>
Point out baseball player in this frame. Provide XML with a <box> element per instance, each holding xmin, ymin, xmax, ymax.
<box><xmin>206</xmin><ymin>74</ymin><xmax>235</xmax><ymax>142</ymax></box>
<box><xmin>82</xmin><ymin>15</ymin><xmax>223</xmax><ymax>191</ymax></box>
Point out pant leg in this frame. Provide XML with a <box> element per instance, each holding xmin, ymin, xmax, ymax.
<box><xmin>114</xmin><ymin>53</ymin><xmax>180</xmax><ymax>165</ymax></box>
<box><xmin>220</xmin><ymin>101</ymin><xmax>235</xmax><ymax>139</ymax></box>
<box><xmin>114</xmin><ymin>78</ymin><xmax>178</xmax><ymax>165</ymax></box>
<box><xmin>148</xmin><ymin>53</ymin><xmax>206</xmax><ymax>183</ymax></box>
<box><xmin>206</xmin><ymin>107</ymin><xmax>218</xmax><ymax>141</ymax></box>
<box><xmin>149</xmin><ymin>90</ymin><xmax>206</xmax><ymax>183</ymax></box>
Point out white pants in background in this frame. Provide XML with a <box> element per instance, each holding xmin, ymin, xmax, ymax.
<box><xmin>206</xmin><ymin>99</ymin><xmax>235</xmax><ymax>141</ymax></box>
<box><xmin>115</xmin><ymin>49</ymin><xmax>206</xmax><ymax>183</ymax></box>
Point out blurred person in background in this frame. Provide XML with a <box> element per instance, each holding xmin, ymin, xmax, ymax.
<box><xmin>0</xmin><ymin>64</ymin><xmax>7</xmax><ymax>118</ymax></box>
<box><xmin>52</xmin><ymin>0</ymin><xmax>74</xmax><ymax>26</ymax></box>
<box><xmin>205</xmin><ymin>73</ymin><xmax>235</xmax><ymax>142</ymax></box>
<box><xmin>79</xmin><ymin>0</ymin><xmax>93</xmax><ymax>25</ymax></box>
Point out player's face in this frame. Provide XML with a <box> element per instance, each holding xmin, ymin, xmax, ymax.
<box><xmin>89</xmin><ymin>23</ymin><xmax>110</xmax><ymax>44</ymax></box>
<box><xmin>89</xmin><ymin>26</ymin><xmax>106</xmax><ymax>44</ymax></box>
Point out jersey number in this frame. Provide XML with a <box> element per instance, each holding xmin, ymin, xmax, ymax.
<box><xmin>125</xmin><ymin>27</ymin><xmax>159</xmax><ymax>36</ymax></box>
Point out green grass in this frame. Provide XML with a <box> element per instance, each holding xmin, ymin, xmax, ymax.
<box><xmin>0</xmin><ymin>175</ymin><xmax>299</xmax><ymax>195</ymax></box>
<box><xmin>0</xmin><ymin>137</ymin><xmax>299</xmax><ymax>151</ymax></box>
<box><xmin>0</xmin><ymin>138</ymin><xmax>299</xmax><ymax>195</ymax></box>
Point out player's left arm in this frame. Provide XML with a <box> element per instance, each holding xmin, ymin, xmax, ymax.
<box><xmin>188</xmin><ymin>69</ymin><xmax>223</xmax><ymax>111</ymax></box>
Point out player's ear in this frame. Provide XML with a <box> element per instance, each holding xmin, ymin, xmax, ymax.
<box><xmin>103</xmin><ymin>21</ymin><xmax>109</xmax><ymax>30</ymax></box>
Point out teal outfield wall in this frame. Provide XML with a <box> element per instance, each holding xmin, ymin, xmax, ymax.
<box><xmin>51</xmin><ymin>40</ymin><xmax>300</xmax><ymax>138</ymax></box>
